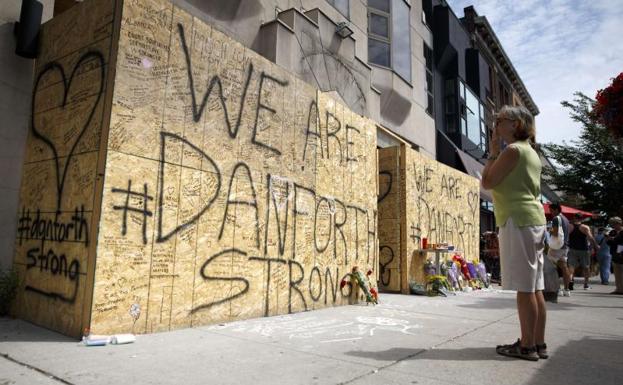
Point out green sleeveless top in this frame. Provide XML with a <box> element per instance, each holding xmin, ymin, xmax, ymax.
<box><xmin>492</xmin><ymin>140</ymin><xmax>546</xmax><ymax>227</ymax></box>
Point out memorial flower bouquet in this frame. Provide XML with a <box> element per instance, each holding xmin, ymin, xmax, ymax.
<box><xmin>445</xmin><ymin>261</ymin><xmax>461</xmax><ymax>291</ymax></box>
<box><xmin>424</xmin><ymin>261</ymin><xmax>452</xmax><ymax>296</ymax></box>
<box><xmin>425</xmin><ymin>274</ymin><xmax>452</xmax><ymax>297</ymax></box>
<box><xmin>340</xmin><ymin>266</ymin><xmax>378</xmax><ymax>304</ymax></box>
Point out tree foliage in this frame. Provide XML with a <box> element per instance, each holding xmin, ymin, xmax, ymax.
<box><xmin>541</xmin><ymin>92</ymin><xmax>623</xmax><ymax>216</ymax></box>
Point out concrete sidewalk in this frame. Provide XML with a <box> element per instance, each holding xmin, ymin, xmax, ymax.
<box><xmin>2</xmin><ymin>278</ymin><xmax>622</xmax><ymax>385</ymax></box>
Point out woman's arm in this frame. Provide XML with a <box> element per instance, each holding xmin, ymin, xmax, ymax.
<box><xmin>481</xmin><ymin>145</ymin><xmax>520</xmax><ymax>190</ymax></box>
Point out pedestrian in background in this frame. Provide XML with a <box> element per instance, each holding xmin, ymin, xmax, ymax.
<box><xmin>482</xmin><ymin>105</ymin><xmax>547</xmax><ymax>361</ymax></box>
<box><xmin>567</xmin><ymin>213</ymin><xmax>598</xmax><ymax>290</ymax></box>
<box><xmin>607</xmin><ymin>216</ymin><xmax>623</xmax><ymax>294</ymax></box>
<box><xmin>547</xmin><ymin>203</ymin><xmax>570</xmax><ymax>296</ymax></box>
<box><xmin>595</xmin><ymin>227</ymin><xmax>611</xmax><ymax>285</ymax></box>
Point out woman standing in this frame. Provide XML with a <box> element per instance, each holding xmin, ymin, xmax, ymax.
<box><xmin>482</xmin><ymin>105</ymin><xmax>547</xmax><ymax>361</ymax></box>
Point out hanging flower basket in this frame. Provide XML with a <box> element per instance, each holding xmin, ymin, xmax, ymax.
<box><xmin>593</xmin><ymin>72</ymin><xmax>623</xmax><ymax>138</ymax></box>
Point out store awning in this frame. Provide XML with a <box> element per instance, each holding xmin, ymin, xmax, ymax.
<box><xmin>542</xmin><ymin>203</ymin><xmax>593</xmax><ymax>220</ymax></box>
<box><xmin>456</xmin><ymin>149</ymin><xmax>493</xmax><ymax>202</ymax></box>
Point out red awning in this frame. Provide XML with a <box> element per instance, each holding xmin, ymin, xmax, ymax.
<box><xmin>542</xmin><ymin>203</ymin><xmax>593</xmax><ymax>220</ymax></box>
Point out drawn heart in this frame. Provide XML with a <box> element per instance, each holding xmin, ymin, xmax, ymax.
<box><xmin>31</xmin><ymin>51</ymin><xmax>105</xmax><ymax>212</ymax></box>
<box><xmin>467</xmin><ymin>191</ymin><xmax>478</xmax><ymax>219</ymax></box>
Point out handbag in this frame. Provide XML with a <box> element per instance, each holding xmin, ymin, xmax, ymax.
<box><xmin>549</xmin><ymin>215</ymin><xmax>565</xmax><ymax>250</ymax></box>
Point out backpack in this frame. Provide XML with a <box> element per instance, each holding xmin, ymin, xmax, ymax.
<box><xmin>549</xmin><ymin>215</ymin><xmax>565</xmax><ymax>250</ymax></box>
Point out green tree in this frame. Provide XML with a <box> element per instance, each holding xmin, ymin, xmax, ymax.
<box><xmin>541</xmin><ymin>92</ymin><xmax>623</xmax><ymax>216</ymax></box>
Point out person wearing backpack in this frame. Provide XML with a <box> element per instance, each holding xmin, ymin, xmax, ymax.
<box><xmin>547</xmin><ymin>203</ymin><xmax>570</xmax><ymax>296</ymax></box>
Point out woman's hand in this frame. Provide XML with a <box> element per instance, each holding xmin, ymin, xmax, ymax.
<box><xmin>489</xmin><ymin>126</ymin><xmax>500</xmax><ymax>158</ymax></box>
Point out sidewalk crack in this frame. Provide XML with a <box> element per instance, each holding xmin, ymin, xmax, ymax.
<box><xmin>337</xmin><ymin>313</ymin><xmax>514</xmax><ymax>385</ymax></box>
<box><xmin>1</xmin><ymin>353</ymin><xmax>75</xmax><ymax>385</ymax></box>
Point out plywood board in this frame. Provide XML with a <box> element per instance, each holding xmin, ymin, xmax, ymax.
<box><xmin>90</xmin><ymin>0</ymin><xmax>378</xmax><ymax>334</ymax></box>
<box><xmin>377</xmin><ymin>147</ymin><xmax>401</xmax><ymax>292</ymax></box>
<box><xmin>402</xmin><ymin>145</ymin><xmax>480</xmax><ymax>287</ymax></box>
<box><xmin>12</xmin><ymin>0</ymin><xmax>116</xmax><ymax>337</ymax></box>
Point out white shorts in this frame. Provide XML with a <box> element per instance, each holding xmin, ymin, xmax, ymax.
<box><xmin>548</xmin><ymin>246</ymin><xmax>568</xmax><ymax>264</ymax></box>
<box><xmin>499</xmin><ymin>217</ymin><xmax>546</xmax><ymax>293</ymax></box>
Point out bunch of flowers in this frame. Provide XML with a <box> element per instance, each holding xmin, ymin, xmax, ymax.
<box><xmin>593</xmin><ymin>72</ymin><xmax>623</xmax><ymax>138</ymax></box>
<box><xmin>340</xmin><ymin>266</ymin><xmax>378</xmax><ymax>304</ymax></box>
<box><xmin>425</xmin><ymin>274</ymin><xmax>452</xmax><ymax>297</ymax></box>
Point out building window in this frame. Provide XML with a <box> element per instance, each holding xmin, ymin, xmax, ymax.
<box><xmin>424</xmin><ymin>43</ymin><xmax>434</xmax><ymax>116</ymax></box>
<box><xmin>498</xmin><ymin>80</ymin><xmax>510</xmax><ymax>106</ymax></box>
<box><xmin>444</xmin><ymin>79</ymin><xmax>457</xmax><ymax>133</ymax></box>
<box><xmin>459</xmin><ymin>80</ymin><xmax>486</xmax><ymax>152</ymax></box>
<box><xmin>422</xmin><ymin>0</ymin><xmax>432</xmax><ymax>26</ymax></box>
<box><xmin>326</xmin><ymin>0</ymin><xmax>349</xmax><ymax>18</ymax></box>
<box><xmin>368</xmin><ymin>0</ymin><xmax>411</xmax><ymax>82</ymax></box>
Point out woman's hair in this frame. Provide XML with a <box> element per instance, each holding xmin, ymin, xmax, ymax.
<box><xmin>496</xmin><ymin>105</ymin><xmax>536</xmax><ymax>144</ymax></box>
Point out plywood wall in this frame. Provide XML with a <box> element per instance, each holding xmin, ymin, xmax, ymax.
<box><xmin>402</xmin><ymin>145</ymin><xmax>480</xmax><ymax>288</ymax></box>
<box><xmin>90</xmin><ymin>0</ymin><xmax>378</xmax><ymax>334</ymax></box>
<box><xmin>12</xmin><ymin>0</ymin><xmax>117</xmax><ymax>337</ymax></box>
<box><xmin>377</xmin><ymin>147</ymin><xmax>401</xmax><ymax>292</ymax></box>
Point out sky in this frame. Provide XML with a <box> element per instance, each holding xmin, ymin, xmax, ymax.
<box><xmin>444</xmin><ymin>0</ymin><xmax>623</xmax><ymax>145</ymax></box>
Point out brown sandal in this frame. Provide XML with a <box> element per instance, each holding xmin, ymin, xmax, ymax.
<box><xmin>496</xmin><ymin>339</ymin><xmax>539</xmax><ymax>361</ymax></box>
<box><xmin>536</xmin><ymin>343</ymin><xmax>548</xmax><ymax>359</ymax></box>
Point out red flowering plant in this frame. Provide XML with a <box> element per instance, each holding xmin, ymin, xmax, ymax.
<box><xmin>593</xmin><ymin>72</ymin><xmax>623</xmax><ymax>138</ymax></box>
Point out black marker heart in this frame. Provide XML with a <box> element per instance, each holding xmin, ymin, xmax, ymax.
<box><xmin>31</xmin><ymin>51</ymin><xmax>105</xmax><ymax>212</ymax></box>
<box><xmin>467</xmin><ymin>191</ymin><xmax>478</xmax><ymax>219</ymax></box>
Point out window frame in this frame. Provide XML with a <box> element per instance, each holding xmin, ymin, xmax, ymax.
<box><xmin>424</xmin><ymin>42</ymin><xmax>434</xmax><ymax>116</ymax></box>
<box><xmin>326</xmin><ymin>0</ymin><xmax>350</xmax><ymax>19</ymax></box>
<box><xmin>459</xmin><ymin>79</ymin><xmax>487</xmax><ymax>151</ymax></box>
<box><xmin>368</xmin><ymin>1</ymin><xmax>392</xmax><ymax>69</ymax></box>
<box><xmin>367</xmin><ymin>0</ymin><xmax>412</xmax><ymax>84</ymax></box>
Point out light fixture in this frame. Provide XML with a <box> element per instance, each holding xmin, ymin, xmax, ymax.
<box><xmin>335</xmin><ymin>22</ymin><xmax>354</xmax><ymax>39</ymax></box>
<box><xmin>14</xmin><ymin>0</ymin><xmax>43</xmax><ymax>59</ymax></box>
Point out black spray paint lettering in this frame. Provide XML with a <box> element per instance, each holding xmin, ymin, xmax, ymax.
<box><xmin>413</xmin><ymin>164</ymin><xmax>434</xmax><ymax>194</ymax></box>
<box><xmin>157</xmin><ymin>132</ymin><xmax>222</xmax><ymax>242</ymax></box>
<box><xmin>345</xmin><ymin>125</ymin><xmax>360</xmax><ymax>163</ymax></box>
<box><xmin>178</xmin><ymin>23</ymin><xmax>288</xmax><ymax>155</ymax></box>
<box><xmin>440</xmin><ymin>174</ymin><xmax>462</xmax><ymax>200</ymax></box>
<box><xmin>31</xmin><ymin>51</ymin><xmax>105</xmax><ymax>213</ymax></box>
<box><xmin>378</xmin><ymin>171</ymin><xmax>392</xmax><ymax>203</ymax></box>
<box><xmin>291</xmin><ymin>183</ymin><xmax>315</xmax><ymax>260</ymax></box>
<box><xmin>252</xmin><ymin>73</ymin><xmax>288</xmax><ymax>155</ymax></box>
<box><xmin>264</xmin><ymin>174</ymin><xmax>290</xmax><ymax>257</ymax></box>
<box><xmin>415</xmin><ymin>196</ymin><xmax>475</xmax><ymax>255</ymax></box>
<box><xmin>219</xmin><ymin>162</ymin><xmax>260</xmax><ymax>249</ymax></box>
<box><xmin>302</xmin><ymin>100</ymin><xmax>322</xmax><ymax>165</ymax></box>
<box><xmin>191</xmin><ymin>248</ymin><xmax>250</xmax><ymax>313</ymax></box>
<box><xmin>17</xmin><ymin>206</ymin><xmax>89</xmax><ymax>246</ymax></box>
<box><xmin>25</xmin><ymin>240</ymin><xmax>80</xmax><ymax>303</ymax></box>
<box><xmin>112</xmin><ymin>180</ymin><xmax>153</xmax><ymax>244</ymax></box>
<box><xmin>325</xmin><ymin>111</ymin><xmax>342</xmax><ymax>164</ymax></box>
<box><xmin>248</xmin><ymin>256</ymin><xmax>287</xmax><ymax>317</ymax></box>
<box><xmin>379</xmin><ymin>245</ymin><xmax>394</xmax><ymax>287</ymax></box>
